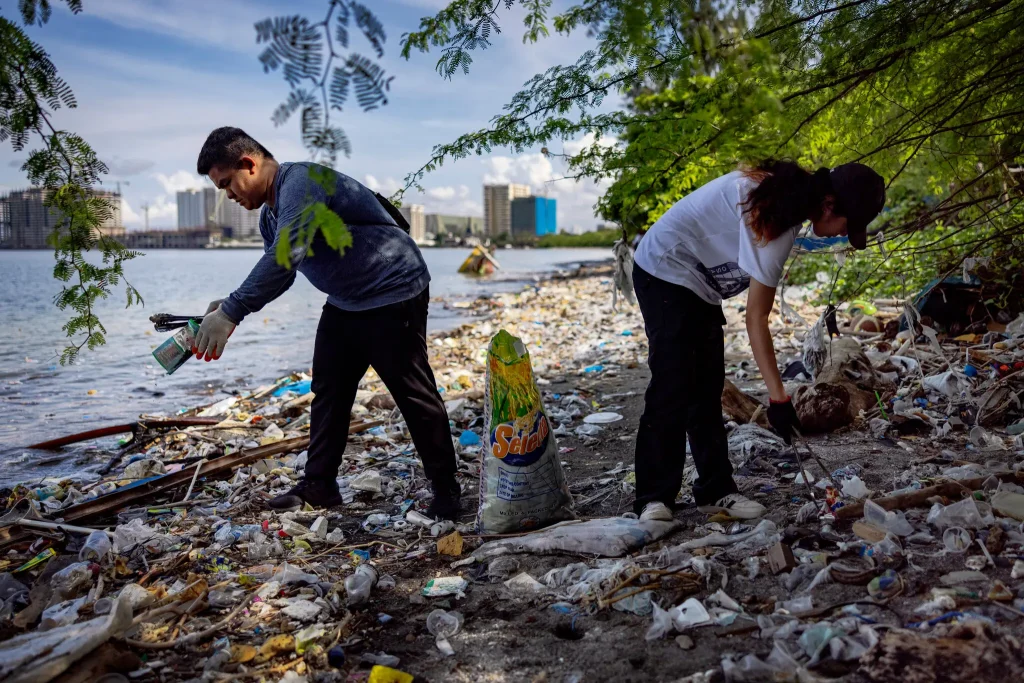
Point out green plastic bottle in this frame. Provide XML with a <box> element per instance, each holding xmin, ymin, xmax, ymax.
<box><xmin>152</xmin><ymin>319</ymin><xmax>200</xmax><ymax>374</ymax></box>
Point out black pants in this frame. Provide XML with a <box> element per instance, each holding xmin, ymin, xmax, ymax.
<box><xmin>304</xmin><ymin>287</ymin><xmax>458</xmax><ymax>489</ymax></box>
<box><xmin>633</xmin><ymin>264</ymin><xmax>738</xmax><ymax>512</ymax></box>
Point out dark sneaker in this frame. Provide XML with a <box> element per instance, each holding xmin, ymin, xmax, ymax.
<box><xmin>423</xmin><ymin>479</ymin><xmax>462</xmax><ymax>521</ymax></box>
<box><xmin>268</xmin><ymin>479</ymin><xmax>344</xmax><ymax>511</ymax></box>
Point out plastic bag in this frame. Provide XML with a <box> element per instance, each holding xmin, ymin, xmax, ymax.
<box><xmin>863</xmin><ymin>499</ymin><xmax>914</xmax><ymax>536</ymax></box>
<box><xmin>503</xmin><ymin>572</ymin><xmax>546</xmax><ymax>595</ymax></box>
<box><xmin>0</xmin><ymin>595</ymin><xmax>132</xmax><ymax>680</ymax></box>
<box><xmin>1006</xmin><ymin>312</ymin><xmax>1024</xmax><ymax>337</ymax></box>
<box><xmin>802</xmin><ymin>311</ymin><xmax>828</xmax><ymax>381</ymax></box>
<box><xmin>927</xmin><ymin>497</ymin><xmax>993</xmax><ymax>529</ymax></box>
<box><xmin>477</xmin><ymin>330</ymin><xmax>573</xmax><ymax>533</ymax></box>
<box><xmin>645</xmin><ymin>602</ymin><xmax>673</xmax><ymax>641</ymax></box>
<box><xmin>473</xmin><ymin>517</ymin><xmax>680</xmax><ymax>559</ymax></box>
<box><xmin>841</xmin><ymin>476</ymin><xmax>870</xmax><ymax>499</ymax></box>
<box><xmin>113</xmin><ymin>518</ymin><xmax>170</xmax><ymax>554</ymax></box>
<box><xmin>612</xmin><ymin>239</ymin><xmax>636</xmax><ymax>308</ymax></box>
<box><xmin>727</xmin><ymin>424</ymin><xmax>786</xmax><ymax>465</ymax></box>
<box><xmin>670</xmin><ymin>598</ymin><xmax>711</xmax><ymax>630</ymax></box>
<box><xmin>922</xmin><ymin>371</ymin><xmax>969</xmax><ymax>398</ymax></box>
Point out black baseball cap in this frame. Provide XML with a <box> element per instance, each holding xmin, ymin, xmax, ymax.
<box><xmin>830</xmin><ymin>163</ymin><xmax>886</xmax><ymax>250</ymax></box>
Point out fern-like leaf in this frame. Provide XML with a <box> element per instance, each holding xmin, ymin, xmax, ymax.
<box><xmin>351</xmin><ymin>2</ymin><xmax>386</xmax><ymax>58</ymax></box>
<box><xmin>346</xmin><ymin>54</ymin><xmax>392</xmax><ymax>111</ymax></box>
<box><xmin>329</xmin><ymin>66</ymin><xmax>351</xmax><ymax>111</ymax></box>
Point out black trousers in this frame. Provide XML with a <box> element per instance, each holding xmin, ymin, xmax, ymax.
<box><xmin>633</xmin><ymin>264</ymin><xmax>738</xmax><ymax>512</ymax></box>
<box><xmin>304</xmin><ymin>287</ymin><xmax>458</xmax><ymax>489</ymax></box>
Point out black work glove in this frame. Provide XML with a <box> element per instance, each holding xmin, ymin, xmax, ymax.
<box><xmin>767</xmin><ymin>397</ymin><xmax>801</xmax><ymax>445</ymax></box>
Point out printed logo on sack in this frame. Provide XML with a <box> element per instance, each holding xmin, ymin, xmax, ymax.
<box><xmin>491</xmin><ymin>412</ymin><xmax>550</xmax><ymax>466</ymax></box>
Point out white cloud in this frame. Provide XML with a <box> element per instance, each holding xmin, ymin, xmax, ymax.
<box><xmin>122</xmin><ymin>195</ymin><xmax>177</xmax><ymax>230</ymax></box>
<box><xmin>562</xmin><ymin>132</ymin><xmax>619</xmax><ymax>157</ymax></box>
<box><xmin>121</xmin><ymin>199</ymin><xmax>141</xmax><ymax>226</ymax></box>
<box><xmin>421</xmin><ymin>185</ymin><xmax>481</xmax><ymax>216</ymax></box>
<box><xmin>106</xmin><ymin>157</ymin><xmax>155</xmax><ymax>177</ymax></box>
<box><xmin>65</xmin><ymin>0</ymin><xmax>274</xmax><ymax>53</ymax></box>
<box><xmin>148</xmin><ymin>196</ymin><xmax>177</xmax><ymax>225</ymax></box>
<box><xmin>363</xmin><ymin>176</ymin><xmax>482</xmax><ymax>217</ymax></box>
<box><xmin>479</xmin><ymin>135</ymin><xmax>620</xmax><ymax>232</ymax></box>
<box><xmin>154</xmin><ymin>170</ymin><xmax>204</xmax><ymax>195</ymax></box>
<box><xmin>482</xmin><ymin>153</ymin><xmax>556</xmax><ymax>190</ymax></box>
<box><xmin>363</xmin><ymin>175</ymin><xmax>403</xmax><ymax>196</ymax></box>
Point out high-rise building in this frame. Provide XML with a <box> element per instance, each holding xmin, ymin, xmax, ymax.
<box><xmin>511</xmin><ymin>196</ymin><xmax>557</xmax><ymax>238</ymax></box>
<box><xmin>398</xmin><ymin>204</ymin><xmax>426</xmax><ymax>243</ymax></box>
<box><xmin>0</xmin><ymin>187</ymin><xmax>123</xmax><ymax>249</ymax></box>
<box><xmin>178</xmin><ymin>188</ymin><xmax>260</xmax><ymax>238</ymax></box>
<box><xmin>213</xmin><ymin>190</ymin><xmax>261</xmax><ymax>240</ymax></box>
<box><xmin>176</xmin><ymin>188</ymin><xmax>216</xmax><ymax>230</ymax></box>
<box><xmin>483</xmin><ymin>184</ymin><xmax>530</xmax><ymax>237</ymax></box>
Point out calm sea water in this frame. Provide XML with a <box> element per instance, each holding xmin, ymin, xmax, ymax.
<box><xmin>0</xmin><ymin>247</ymin><xmax>610</xmax><ymax>485</ymax></box>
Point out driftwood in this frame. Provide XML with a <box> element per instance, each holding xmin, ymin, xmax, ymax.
<box><xmin>859</xmin><ymin>622</ymin><xmax>1024</xmax><ymax>683</ymax></box>
<box><xmin>27</xmin><ymin>418</ymin><xmax>223</xmax><ymax>450</ymax></box>
<box><xmin>835</xmin><ymin>471</ymin><xmax>1024</xmax><ymax>521</ymax></box>
<box><xmin>721</xmin><ymin>380</ymin><xmax>769</xmax><ymax>427</ymax></box>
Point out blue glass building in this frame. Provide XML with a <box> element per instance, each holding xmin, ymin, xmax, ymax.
<box><xmin>511</xmin><ymin>196</ymin><xmax>557</xmax><ymax>237</ymax></box>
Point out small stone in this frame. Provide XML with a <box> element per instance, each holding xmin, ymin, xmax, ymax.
<box><xmin>409</xmin><ymin>593</ymin><xmax>426</xmax><ymax>605</ymax></box>
<box><xmin>675</xmin><ymin>635</ymin><xmax>695</xmax><ymax>650</ymax></box>
<box><xmin>405</xmin><ymin>633</ymin><xmax>416</xmax><ymax>643</ymax></box>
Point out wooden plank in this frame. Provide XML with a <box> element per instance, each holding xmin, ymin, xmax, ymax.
<box><xmin>1</xmin><ymin>419</ymin><xmax>385</xmax><ymax>548</ymax></box>
<box><xmin>27</xmin><ymin>418</ymin><xmax>223</xmax><ymax>450</ymax></box>
<box><xmin>834</xmin><ymin>472</ymin><xmax>1024</xmax><ymax>521</ymax></box>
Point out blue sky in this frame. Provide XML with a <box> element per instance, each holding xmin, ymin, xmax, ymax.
<box><xmin>0</xmin><ymin>0</ymin><xmax>616</xmax><ymax>232</ymax></box>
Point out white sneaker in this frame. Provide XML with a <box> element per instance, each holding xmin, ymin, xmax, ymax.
<box><xmin>698</xmin><ymin>494</ymin><xmax>765</xmax><ymax>520</ymax></box>
<box><xmin>640</xmin><ymin>501</ymin><xmax>674</xmax><ymax>521</ymax></box>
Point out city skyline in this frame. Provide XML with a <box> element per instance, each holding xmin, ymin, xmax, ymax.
<box><xmin>0</xmin><ymin>1</ymin><xmax>618</xmax><ymax>235</ymax></box>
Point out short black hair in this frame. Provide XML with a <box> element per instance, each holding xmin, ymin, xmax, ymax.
<box><xmin>196</xmin><ymin>127</ymin><xmax>274</xmax><ymax>175</ymax></box>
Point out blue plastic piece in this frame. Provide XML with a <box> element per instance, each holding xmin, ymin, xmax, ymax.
<box><xmin>459</xmin><ymin>430</ymin><xmax>481</xmax><ymax>446</ymax></box>
<box><xmin>794</xmin><ymin>236</ymin><xmax>850</xmax><ymax>251</ymax></box>
<box><xmin>273</xmin><ymin>379</ymin><xmax>312</xmax><ymax>396</ymax></box>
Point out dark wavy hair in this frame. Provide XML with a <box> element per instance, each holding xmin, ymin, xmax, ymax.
<box><xmin>197</xmin><ymin>127</ymin><xmax>274</xmax><ymax>175</ymax></box>
<box><xmin>741</xmin><ymin>160</ymin><xmax>833</xmax><ymax>244</ymax></box>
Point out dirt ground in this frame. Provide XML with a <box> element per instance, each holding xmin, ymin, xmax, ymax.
<box><xmin>334</xmin><ymin>361</ymin><xmax>1023</xmax><ymax>683</ymax></box>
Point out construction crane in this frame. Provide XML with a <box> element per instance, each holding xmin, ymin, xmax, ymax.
<box><xmin>140</xmin><ymin>203</ymin><xmax>150</xmax><ymax>231</ymax></box>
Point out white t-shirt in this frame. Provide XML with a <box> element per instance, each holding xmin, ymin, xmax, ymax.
<box><xmin>634</xmin><ymin>171</ymin><xmax>796</xmax><ymax>304</ymax></box>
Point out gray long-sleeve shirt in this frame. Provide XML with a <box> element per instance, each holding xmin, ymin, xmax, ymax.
<box><xmin>219</xmin><ymin>162</ymin><xmax>430</xmax><ymax>324</ymax></box>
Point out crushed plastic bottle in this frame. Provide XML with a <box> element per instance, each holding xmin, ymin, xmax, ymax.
<box><xmin>51</xmin><ymin>562</ymin><xmax>95</xmax><ymax>599</ymax></box>
<box><xmin>78</xmin><ymin>530</ymin><xmax>112</xmax><ymax>563</ymax></box>
<box><xmin>345</xmin><ymin>564</ymin><xmax>378</xmax><ymax>605</ymax></box>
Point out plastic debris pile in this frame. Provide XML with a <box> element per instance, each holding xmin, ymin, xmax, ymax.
<box><xmin>2</xmin><ymin>263</ymin><xmax>1024</xmax><ymax>682</ymax></box>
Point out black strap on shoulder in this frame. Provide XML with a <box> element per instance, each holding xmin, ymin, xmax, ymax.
<box><xmin>374</xmin><ymin>192</ymin><xmax>410</xmax><ymax>234</ymax></box>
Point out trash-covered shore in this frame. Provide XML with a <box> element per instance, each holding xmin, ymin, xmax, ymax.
<box><xmin>3</xmin><ymin>262</ymin><xmax>1024</xmax><ymax>683</ymax></box>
